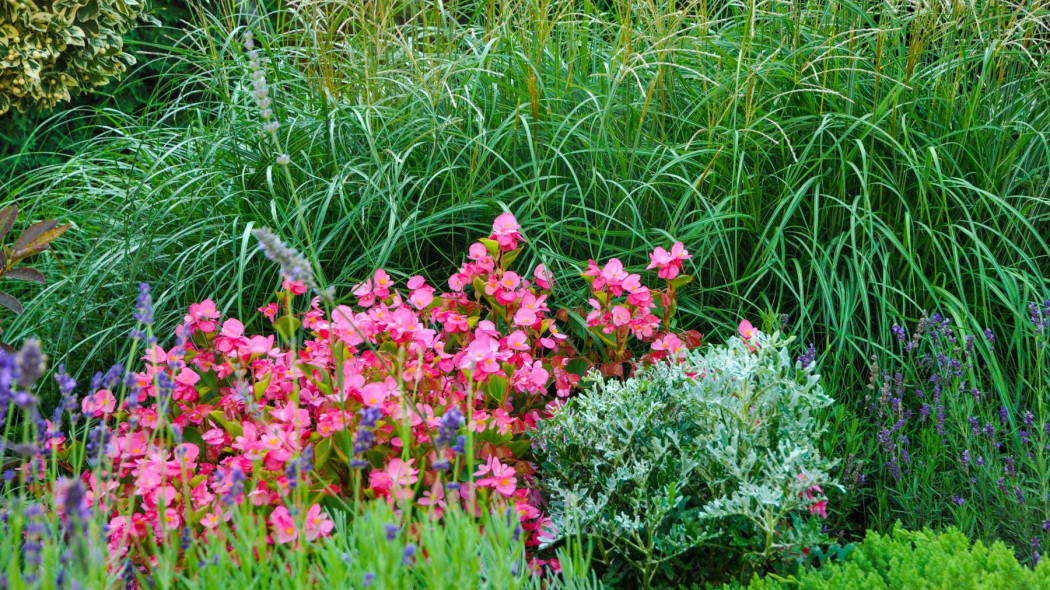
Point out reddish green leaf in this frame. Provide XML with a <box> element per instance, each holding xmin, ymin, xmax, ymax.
<box><xmin>0</xmin><ymin>205</ymin><xmax>17</xmax><ymax>244</ymax></box>
<box><xmin>11</xmin><ymin>222</ymin><xmax>70</xmax><ymax>262</ymax></box>
<box><xmin>0</xmin><ymin>292</ymin><xmax>22</xmax><ymax>315</ymax></box>
<box><xmin>2</xmin><ymin>268</ymin><xmax>45</xmax><ymax>284</ymax></box>
<box><xmin>12</xmin><ymin>219</ymin><xmax>58</xmax><ymax>251</ymax></box>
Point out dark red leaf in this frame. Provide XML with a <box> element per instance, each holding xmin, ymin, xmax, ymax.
<box><xmin>0</xmin><ymin>291</ymin><xmax>22</xmax><ymax>315</ymax></box>
<box><xmin>2</xmin><ymin>268</ymin><xmax>45</xmax><ymax>284</ymax></box>
<box><xmin>0</xmin><ymin>205</ymin><xmax>16</xmax><ymax>244</ymax></box>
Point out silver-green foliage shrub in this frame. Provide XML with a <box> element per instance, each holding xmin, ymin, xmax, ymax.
<box><xmin>534</xmin><ymin>331</ymin><xmax>839</xmax><ymax>588</ymax></box>
<box><xmin>729</xmin><ymin>525</ymin><xmax>1050</xmax><ymax>590</ymax></box>
<box><xmin>0</xmin><ymin>0</ymin><xmax>148</xmax><ymax>114</ymax></box>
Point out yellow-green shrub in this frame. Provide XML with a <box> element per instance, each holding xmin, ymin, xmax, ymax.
<box><xmin>0</xmin><ymin>0</ymin><xmax>148</xmax><ymax>113</ymax></box>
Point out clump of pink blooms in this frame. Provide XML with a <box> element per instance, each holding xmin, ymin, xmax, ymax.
<box><xmin>38</xmin><ymin>214</ymin><xmax>700</xmax><ymax>571</ymax></box>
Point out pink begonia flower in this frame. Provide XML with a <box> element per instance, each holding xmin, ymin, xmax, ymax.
<box><xmin>651</xmin><ymin>333</ymin><xmax>686</xmax><ymax>360</ymax></box>
<box><xmin>282</xmin><ymin>277</ymin><xmax>308</xmax><ymax>295</ymax></box>
<box><xmin>627</xmin><ymin>285</ymin><xmax>652</xmax><ymax>307</ymax></box>
<box><xmin>601</xmin><ymin>259</ymin><xmax>628</xmax><ymax>286</ymax></box>
<box><xmin>533</xmin><ymin>264</ymin><xmax>553</xmax><ymax>290</ymax></box>
<box><xmin>304</xmin><ymin>504</ymin><xmax>334</xmax><ymax>541</ymax></box>
<box><xmin>409</xmin><ymin>286</ymin><xmax>434</xmax><ymax>310</ymax></box>
<box><xmin>490</xmin><ymin>212</ymin><xmax>523</xmax><ymax>251</ymax></box>
<box><xmin>270</xmin><ymin>506</ymin><xmax>298</xmax><ymax>544</ymax></box>
<box><xmin>245</xmin><ymin>334</ymin><xmax>277</xmax><ymax>356</ymax></box>
<box><xmin>739</xmin><ymin>320</ymin><xmax>757</xmax><ymax>340</ymax></box>
<box><xmin>443</xmin><ymin>312</ymin><xmax>469</xmax><ymax>333</ymax></box>
<box><xmin>527</xmin><ymin>361</ymin><xmax>550</xmax><ymax>390</ymax></box>
<box><xmin>174</xmin><ymin>367</ymin><xmax>200</xmax><ymax>388</ymax></box>
<box><xmin>461</xmin><ymin>334</ymin><xmax>503</xmax><ymax>376</ymax></box>
<box><xmin>447</xmin><ymin>272</ymin><xmax>469</xmax><ymax>292</ymax></box>
<box><xmin>160</xmin><ymin>508</ymin><xmax>182</xmax><ymax>532</ymax></box>
<box><xmin>201</xmin><ymin>427</ymin><xmax>227</xmax><ymax>446</ymax></box>
<box><xmin>540</xmin><ymin>322</ymin><xmax>569</xmax><ymax>349</ymax></box>
<box><xmin>361</xmin><ymin>377</ymin><xmax>397</xmax><ymax>406</ymax></box>
<box><xmin>351</xmin><ymin>279</ymin><xmax>376</xmax><ymax>307</ymax></box>
<box><xmin>406</xmin><ymin>275</ymin><xmax>427</xmax><ymax>289</ymax></box>
<box><xmin>499</xmin><ymin>271</ymin><xmax>521</xmax><ymax>291</ymax></box>
<box><xmin>82</xmin><ymin>389</ymin><xmax>116</xmax><ymax>417</ymax></box>
<box><xmin>258</xmin><ymin>303</ymin><xmax>278</xmax><ymax>321</ymax></box>
<box><xmin>513</xmin><ymin>306</ymin><xmax>538</xmax><ymax>327</ymax></box>
<box><xmin>418</xmin><ymin>480</ymin><xmax>446</xmax><ymax>513</ymax></box>
<box><xmin>647</xmin><ymin>242</ymin><xmax>691</xmax><ymax>279</ymax></box>
<box><xmin>184</xmin><ymin>299</ymin><xmax>220</xmax><ymax>333</ymax></box>
<box><xmin>505</xmin><ymin>330</ymin><xmax>530</xmax><ymax>352</ymax></box>
<box><xmin>468</xmin><ymin>242</ymin><xmax>490</xmax><ymax>261</ymax></box>
<box><xmin>810</xmin><ymin>500</ymin><xmax>828</xmax><ymax>519</ymax></box>
<box><xmin>372</xmin><ymin>269</ymin><xmax>394</xmax><ymax>298</ymax></box>
<box><xmin>221</xmin><ymin>318</ymin><xmax>244</xmax><ymax>338</ymax></box>
<box><xmin>739</xmin><ymin>320</ymin><xmax>760</xmax><ymax>352</ymax></box>
<box><xmin>201</xmin><ymin>512</ymin><xmax>221</xmax><ymax>529</ymax></box>
<box><xmin>173</xmin><ymin>443</ymin><xmax>200</xmax><ymax>468</ymax></box>
<box><xmin>475</xmin><ymin>456</ymin><xmax>517</xmax><ymax>497</ymax></box>
<box><xmin>611</xmin><ymin>305</ymin><xmax>632</xmax><ymax>327</ymax></box>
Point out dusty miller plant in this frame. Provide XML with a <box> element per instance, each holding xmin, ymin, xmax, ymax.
<box><xmin>534</xmin><ymin>330</ymin><xmax>841</xmax><ymax>588</ymax></box>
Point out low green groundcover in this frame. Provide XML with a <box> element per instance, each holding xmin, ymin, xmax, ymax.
<box><xmin>728</xmin><ymin>525</ymin><xmax>1050</xmax><ymax>589</ymax></box>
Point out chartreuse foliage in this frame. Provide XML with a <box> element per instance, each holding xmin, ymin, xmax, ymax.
<box><xmin>534</xmin><ymin>330</ymin><xmax>838</xmax><ymax>588</ymax></box>
<box><xmin>0</xmin><ymin>0</ymin><xmax>150</xmax><ymax>114</ymax></box>
<box><xmin>722</xmin><ymin>525</ymin><xmax>1050</xmax><ymax>590</ymax></box>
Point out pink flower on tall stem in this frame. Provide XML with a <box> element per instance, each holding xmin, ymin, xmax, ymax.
<box><xmin>82</xmin><ymin>389</ymin><xmax>116</xmax><ymax>417</ymax></box>
<box><xmin>475</xmin><ymin>456</ymin><xmax>518</xmax><ymax>497</ymax></box>
<box><xmin>270</xmin><ymin>506</ymin><xmax>298</xmax><ymax>544</ymax></box>
<box><xmin>491</xmin><ymin>213</ymin><xmax>523</xmax><ymax>251</ymax></box>
<box><xmin>647</xmin><ymin>242</ymin><xmax>691</xmax><ymax>279</ymax></box>
<box><xmin>304</xmin><ymin>504</ymin><xmax>334</xmax><ymax>540</ymax></box>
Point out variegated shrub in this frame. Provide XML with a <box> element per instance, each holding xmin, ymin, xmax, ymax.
<box><xmin>0</xmin><ymin>0</ymin><xmax>148</xmax><ymax>113</ymax></box>
<box><xmin>534</xmin><ymin>329</ymin><xmax>841</xmax><ymax>588</ymax></box>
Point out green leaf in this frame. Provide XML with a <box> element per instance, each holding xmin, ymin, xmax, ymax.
<box><xmin>254</xmin><ymin>374</ymin><xmax>272</xmax><ymax>400</ymax></box>
<box><xmin>669</xmin><ymin>274</ymin><xmax>693</xmax><ymax>289</ymax></box>
<box><xmin>483</xmin><ymin>374</ymin><xmax>509</xmax><ymax>406</ymax></box>
<box><xmin>504</xmin><ymin>439</ymin><xmax>533</xmax><ymax>457</ymax></box>
<box><xmin>274</xmin><ymin>315</ymin><xmax>301</xmax><ymax>342</ymax></box>
<box><xmin>478</xmin><ymin>427</ymin><xmax>512</xmax><ymax>446</ymax></box>
<box><xmin>478</xmin><ymin>238</ymin><xmax>500</xmax><ymax>256</ymax></box>
<box><xmin>565</xmin><ymin>357</ymin><xmax>592</xmax><ymax>378</ymax></box>
<box><xmin>314</xmin><ymin>437</ymin><xmax>334</xmax><ymax>472</ymax></box>
<box><xmin>472</xmin><ymin>276</ymin><xmax>486</xmax><ymax>298</ymax></box>
<box><xmin>208</xmin><ymin>410</ymin><xmax>243</xmax><ymax>438</ymax></box>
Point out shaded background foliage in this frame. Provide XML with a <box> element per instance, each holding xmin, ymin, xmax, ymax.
<box><xmin>0</xmin><ymin>0</ymin><xmax>194</xmax><ymax>177</ymax></box>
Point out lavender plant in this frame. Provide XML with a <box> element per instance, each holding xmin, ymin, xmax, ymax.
<box><xmin>863</xmin><ymin>303</ymin><xmax>1050</xmax><ymax>564</ymax></box>
<box><xmin>534</xmin><ymin>330</ymin><xmax>840</xmax><ymax>588</ymax></box>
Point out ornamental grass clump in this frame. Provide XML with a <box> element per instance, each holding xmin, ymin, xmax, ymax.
<box><xmin>534</xmin><ymin>327</ymin><xmax>840</xmax><ymax>588</ymax></box>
